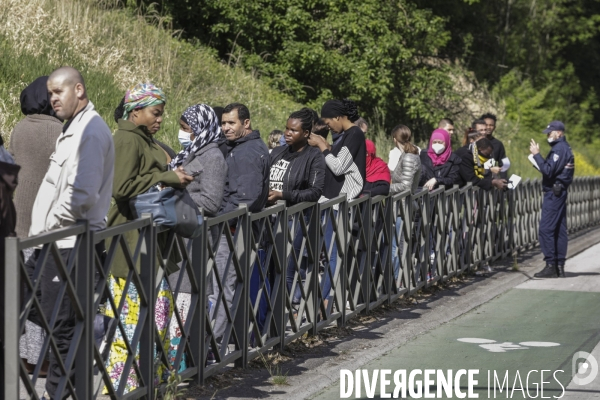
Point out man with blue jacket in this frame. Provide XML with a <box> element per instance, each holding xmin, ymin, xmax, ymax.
<box><xmin>530</xmin><ymin>120</ymin><xmax>575</xmax><ymax>278</ymax></box>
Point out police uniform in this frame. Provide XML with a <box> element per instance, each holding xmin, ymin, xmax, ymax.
<box><xmin>533</xmin><ymin>121</ymin><xmax>574</xmax><ymax>278</ymax></box>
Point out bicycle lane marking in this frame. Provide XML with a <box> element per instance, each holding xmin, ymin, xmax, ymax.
<box><xmin>310</xmin><ymin>240</ymin><xmax>600</xmax><ymax>400</ymax></box>
<box><xmin>312</xmin><ymin>288</ymin><xmax>600</xmax><ymax>399</ymax></box>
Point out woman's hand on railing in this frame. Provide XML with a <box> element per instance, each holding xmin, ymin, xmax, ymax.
<box><xmin>423</xmin><ymin>178</ymin><xmax>437</xmax><ymax>191</ymax></box>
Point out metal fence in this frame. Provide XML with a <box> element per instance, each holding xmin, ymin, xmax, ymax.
<box><xmin>4</xmin><ymin>177</ymin><xmax>600</xmax><ymax>399</ymax></box>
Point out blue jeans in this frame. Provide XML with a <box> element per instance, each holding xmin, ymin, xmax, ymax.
<box><xmin>286</xmin><ymin>215</ymin><xmax>308</xmax><ymax>304</ymax></box>
<box><xmin>391</xmin><ymin>217</ymin><xmax>403</xmax><ymax>280</ymax></box>
<box><xmin>320</xmin><ymin>210</ymin><xmax>338</xmax><ymax>301</ymax></box>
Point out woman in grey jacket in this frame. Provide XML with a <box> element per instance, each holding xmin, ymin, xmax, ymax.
<box><xmin>168</xmin><ymin>104</ymin><xmax>227</xmax><ymax>366</ymax></box>
<box><xmin>389</xmin><ymin>124</ymin><xmax>421</xmax><ymax>282</ymax></box>
<box><xmin>173</xmin><ymin>104</ymin><xmax>228</xmax><ymax>217</ymax></box>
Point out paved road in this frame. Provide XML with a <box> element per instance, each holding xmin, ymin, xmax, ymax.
<box><xmin>311</xmin><ymin>243</ymin><xmax>600</xmax><ymax>399</ymax></box>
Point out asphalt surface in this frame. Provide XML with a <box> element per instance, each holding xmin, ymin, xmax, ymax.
<box><xmin>312</xmin><ymin>240</ymin><xmax>600</xmax><ymax>399</ymax></box>
<box><xmin>204</xmin><ymin>227</ymin><xmax>600</xmax><ymax>400</ymax></box>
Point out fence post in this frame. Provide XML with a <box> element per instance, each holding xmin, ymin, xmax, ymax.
<box><xmin>384</xmin><ymin>197</ymin><xmax>394</xmax><ymax>305</ymax></box>
<box><xmin>75</xmin><ymin>221</ymin><xmax>93</xmax><ymax>399</ymax></box>
<box><xmin>337</xmin><ymin>198</ymin><xmax>349</xmax><ymax>327</ymax></box>
<box><xmin>194</xmin><ymin>218</ymin><xmax>207</xmax><ymax>384</ymax></box>
<box><xmin>508</xmin><ymin>189</ymin><xmax>515</xmax><ymax>259</ymax></box>
<box><xmin>465</xmin><ymin>185</ymin><xmax>474</xmax><ymax>271</ymax></box>
<box><xmin>435</xmin><ymin>190</ymin><xmax>446</xmax><ymax>280</ymax></box>
<box><xmin>235</xmin><ymin>205</ymin><xmax>250</xmax><ymax>368</ymax></box>
<box><xmin>308</xmin><ymin>202</ymin><xmax>321</xmax><ymax>337</ymax></box>
<box><xmin>404</xmin><ymin>194</ymin><xmax>414</xmax><ymax>293</ymax></box>
<box><xmin>422</xmin><ymin>191</ymin><xmax>431</xmax><ymax>285</ymax></box>
<box><xmin>275</xmin><ymin>201</ymin><xmax>288</xmax><ymax>352</ymax></box>
<box><xmin>4</xmin><ymin>237</ymin><xmax>19</xmax><ymax>400</ymax></box>
<box><xmin>139</xmin><ymin>216</ymin><xmax>156</xmax><ymax>399</ymax></box>
<box><xmin>363</xmin><ymin>196</ymin><xmax>372</xmax><ymax>314</ymax></box>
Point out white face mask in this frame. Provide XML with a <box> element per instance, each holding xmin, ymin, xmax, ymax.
<box><xmin>178</xmin><ymin>129</ymin><xmax>192</xmax><ymax>148</ymax></box>
<box><xmin>432</xmin><ymin>143</ymin><xmax>446</xmax><ymax>154</ymax></box>
<box><xmin>547</xmin><ymin>137</ymin><xmax>555</xmax><ymax>144</ymax></box>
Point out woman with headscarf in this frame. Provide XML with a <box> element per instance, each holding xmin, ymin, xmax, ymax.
<box><xmin>9</xmin><ymin>76</ymin><xmax>63</xmax><ymax>376</ymax></box>
<box><xmin>166</xmin><ymin>104</ymin><xmax>227</xmax><ymax>368</ymax></box>
<box><xmin>418</xmin><ymin>129</ymin><xmax>461</xmax><ymax>281</ymax></box>
<box><xmin>419</xmin><ymin>128</ymin><xmax>461</xmax><ymax>191</ymax></box>
<box><xmin>104</xmin><ymin>83</ymin><xmax>193</xmax><ymax>393</ymax></box>
<box><xmin>10</xmin><ymin>76</ymin><xmax>62</xmax><ymax>240</ymax></box>
<box><xmin>114</xmin><ymin>96</ymin><xmax>177</xmax><ymax>160</ymax></box>
<box><xmin>363</xmin><ymin>139</ymin><xmax>391</xmax><ymax>196</ymax></box>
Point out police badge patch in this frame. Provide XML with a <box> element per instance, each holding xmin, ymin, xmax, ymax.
<box><xmin>553</xmin><ymin>154</ymin><xmax>559</xmax><ymax>162</ymax></box>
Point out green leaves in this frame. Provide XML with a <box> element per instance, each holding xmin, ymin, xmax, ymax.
<box><xmin>141</xmin><ymin>0</ymin><xmax>457</xmax><ymax>139</ymax></box>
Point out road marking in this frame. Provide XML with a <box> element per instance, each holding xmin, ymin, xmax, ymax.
<box><xmin>458</xmin><ymin>338</ymin><xmax>560</xmax><ymax>353</ymax></box>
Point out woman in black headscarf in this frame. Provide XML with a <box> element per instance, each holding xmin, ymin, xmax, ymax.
<box><xmin>9</xmin><ymin>76</ymin><xmax>63</xmax><ymax>376</ymax></box>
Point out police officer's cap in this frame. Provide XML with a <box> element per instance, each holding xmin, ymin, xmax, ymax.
<box><xmin>543</xmin><ymin>120</ymin><xmax>565</xmax><ymax>134</ymax></box>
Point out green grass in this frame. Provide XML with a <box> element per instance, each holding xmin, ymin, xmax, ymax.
<box><xmin>0</xmin><ymin>0</ymin><xmax>300</xmax><ymax>150</ymax></box>
<box><xmin>0</xmin><ymin>0</ymin><xmax>597</xmax><ymax>179</ymax></box>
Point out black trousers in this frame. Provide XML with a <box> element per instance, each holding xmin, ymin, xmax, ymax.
<box><xmin>25</xmin><ymin>248</ymin><xmax>75</xmax><ymax>398</ymax></box>
<box><xmin>24</xmin><ymin>241</ymin><xmax>104</xmax><ymax>399</ymax></box>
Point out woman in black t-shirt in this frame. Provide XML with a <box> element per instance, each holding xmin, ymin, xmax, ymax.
<box><xmin>269</xmin><ymin>108</ymin><xmax>326</xmax><ymax>310</ymax></box>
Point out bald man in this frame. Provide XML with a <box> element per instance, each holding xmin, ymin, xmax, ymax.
<box><xmin>26</xmin><ymin>66</ymin><xmax>114</xmax><ymax>399</ymax></box>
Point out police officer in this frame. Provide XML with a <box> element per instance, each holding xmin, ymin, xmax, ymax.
<box><xmin>529</xmin><ymin>120</ymin><xmax>575</xmax><ymax>278</ymax></box>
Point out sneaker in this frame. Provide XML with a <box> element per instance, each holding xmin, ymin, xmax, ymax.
<box><xmin>206</xmin><ymin>350</ymin><xmax>216</xmax><ymax>365</ymax></box>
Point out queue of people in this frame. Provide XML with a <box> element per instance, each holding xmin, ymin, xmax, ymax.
<box><xmin>3</xmin><ymin>67</ymin><xmax>574</xmax><ymax>398</ymax></box>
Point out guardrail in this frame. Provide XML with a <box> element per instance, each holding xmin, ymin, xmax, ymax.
<box><xmin>4</xmin><ymin>177</ymin><xmax>600</xmax><ymax>399</ymax></box>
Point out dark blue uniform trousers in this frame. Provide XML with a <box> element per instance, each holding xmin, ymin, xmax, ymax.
<box><xmin>539</xmin><ymin>190</ymin><xmax>568</xmax><ymax>266</ymax></box>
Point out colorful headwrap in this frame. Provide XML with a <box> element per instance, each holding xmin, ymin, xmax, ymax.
<box><xmin>122</xmin><ymin>83</ymin><xmax>166</xmax><ymax>120</ymax></box>
<box><xmin>170</xmin><ymin>104</ymin><xmax>223</xmax><ymax>169</ymax></box>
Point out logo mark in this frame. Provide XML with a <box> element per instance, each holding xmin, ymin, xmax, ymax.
<box><xmin>572</xmin><ymin>351</ymin><xmax>598</xmax><ymax>386</ymax></box>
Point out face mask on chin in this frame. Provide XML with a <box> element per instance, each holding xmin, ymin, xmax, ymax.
<box><xmin>432</xmin><ymin>143</ymin><xmax>446</xmax><ymax>154</ymax></box>
<box><xmin>178</xmin><ymin>129</ymin><xmax>192</xmax><ymax>148</ymax></box>
<box><xmin>547</xmin><ymin>136</ymin><xmax>555</xmax><ymax>144</ymax></box>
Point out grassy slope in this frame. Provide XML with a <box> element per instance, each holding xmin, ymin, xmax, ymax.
<box><xmin>0</xmin><ymin>0</ymin><xmax>596</xmax><ymax>180</ymax></box>
<box><xmin>0</xmin><ymin>0</ymin><xmax>300</xmax><ymax>150</ymax></box>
